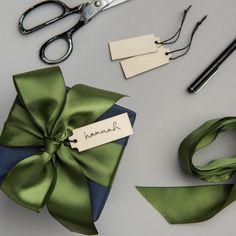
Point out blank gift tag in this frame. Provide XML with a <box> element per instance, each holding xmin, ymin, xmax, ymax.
<box><xmin>120</xmin><ymin>46</ymin><xmax>171</xmax><ymax>79</ymax></box>
<box><xmin>109</xmin><ymin>34</ymin><xmax>158</xmax><ymax>60</ymax></box>
<box><xmin>69</xmin><ymin>113</ymin><xmax>134</xmax><ymax>152</ymax></box>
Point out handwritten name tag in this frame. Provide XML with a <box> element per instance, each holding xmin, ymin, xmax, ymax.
<box><xmin>69</xmin><ymin>113</ymin><xmax>134</xmax><ymax>152</ymax></box>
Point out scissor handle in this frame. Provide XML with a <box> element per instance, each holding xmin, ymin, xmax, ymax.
<box><xmin>39</xmin><ymin>19</ymin><xmax>84</xmax><ymax>65</ymax></box>
<box><xmin>39</xmin><ymin>31</ymin><xmax>72</xmax><ymax>64</ymax></box>
<box><xmin>19</xmin><ymin>0</ymin><xmax>74</xmax><ymax>34</ymax></box>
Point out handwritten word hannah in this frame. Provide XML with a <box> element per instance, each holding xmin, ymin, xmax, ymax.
<box><xmin>84</xmin><ymin>122</ymin><xmax>121</xmax><ymax>140</ymax></box>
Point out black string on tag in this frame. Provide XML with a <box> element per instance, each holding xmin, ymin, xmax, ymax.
<box><xmin>167</xmin><ymin>15</ymin><xmax>207</xmax><ymax>60</ymax></box>
<box><xmin>155</xmin><ymin>5</ymin><xmax>192</xmax><ymax>46</ymax></box>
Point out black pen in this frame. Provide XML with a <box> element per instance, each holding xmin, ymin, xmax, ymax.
<box><xmin>188</xmin><ymin>38</ymin><xmax>236</xmax><ymax>93</ymax></box>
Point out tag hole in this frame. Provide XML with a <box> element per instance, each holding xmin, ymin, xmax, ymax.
<box><xmin>155</xmin><ymin>40</ymin><xmax>159</xmax><ymax>44</ymax></box>
<box><xmin>70</xmin><ymin>139</ymin><xmax>77</xmax><ymax>143</ymax></box>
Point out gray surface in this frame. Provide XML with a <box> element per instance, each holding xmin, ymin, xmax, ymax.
<box><xmin>1</xmin><ymin>0</ymin><xmax>236</xmax><ymax>235</ymax></box>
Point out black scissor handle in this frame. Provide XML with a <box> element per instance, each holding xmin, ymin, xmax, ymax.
<box><xmin>19</xmin><ymin>0</ymin><xmax>72</xmax><ymax>34</ymax></box>
<box><xmin>39</xmin><ymin>31</ymin><xmax>73</xmax><ymax>65</ymax></box>
<box><xmin>39</xmin><ymin>20</ymin><xmax>85</xmax><ymax>64</ymax></box>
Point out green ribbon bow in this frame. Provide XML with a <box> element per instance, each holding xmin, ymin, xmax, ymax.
<box><xmin>137</xmin><ymin>117</ymin><xmax>236</xmax><ymax>224</ymax></box>
<box><xmin>0</xmin><ymin>67</ymin><xmax>126</xmax><ymax>235</ymax></box>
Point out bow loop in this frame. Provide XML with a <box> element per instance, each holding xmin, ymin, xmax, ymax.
<box><xmin>13</xmin><ymin>67</ymin><xmax>67</xmax><ymax>134</ymax></box>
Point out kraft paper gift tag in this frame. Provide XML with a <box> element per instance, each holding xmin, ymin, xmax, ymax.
<box><xmin>70</xmin><ymin>113</ymin><xmax>134</xmax><ymax>152</ymax></box>
<box><xmin>120</xmin><ymin>46</ymin><xmax>171</xmax><ymax>79</ymax></box>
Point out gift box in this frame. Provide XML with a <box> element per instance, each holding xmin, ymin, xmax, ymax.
<box><xmin>0</xmin><ymin>67</ymin><xmax>136</xmax><ymax>235</ymax></box>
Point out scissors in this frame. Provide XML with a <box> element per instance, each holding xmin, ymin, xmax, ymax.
<box><xmin>19</xmin><ymin>0</ymin><xmax>130</xmax><ymax>64</ymax></box>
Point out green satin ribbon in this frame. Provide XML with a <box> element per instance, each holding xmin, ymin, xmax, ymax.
<box><xmin>0</xmin><ymin>67</ymin><xmax>126</xmax><ymax>235</ymax></box>
<box><xmin>137</xmin><ymin>117</ymin><xmax>236</xmax><ymax>224</ymax></box>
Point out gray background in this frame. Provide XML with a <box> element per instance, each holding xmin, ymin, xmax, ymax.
<box><xmin>1</xmin><ymin>0</ymin><xmax>236</xmax><ymax>235</ymax></box>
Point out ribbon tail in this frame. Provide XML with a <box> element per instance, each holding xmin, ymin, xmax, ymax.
<box><xmin>1</xmin><ymin>153</ymin><xmax>55</xmax><ymax>212</ymax></box>
<box><xmin>136</xmin><ymin>185</ymin><xmax>235</xmax><ymax>224</ymax></box>
<box><xmin>47</xmin><ymin>152</ymin><xmax>98</xmax><ymax>235</ymax></box>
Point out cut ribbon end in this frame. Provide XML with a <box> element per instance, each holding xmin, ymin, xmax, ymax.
<box><xmin>136</xmin><ymin>184</ymin><xmax>235</xmax><ymax>224</ymax></box>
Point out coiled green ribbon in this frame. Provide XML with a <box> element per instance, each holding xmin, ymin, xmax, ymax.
<box><xmin>0</xmin><ymin>67</ymin><xmax>126</xmax><ymax>235</ymax></box>
<box><xmin>137</xmin><ymin>117</ymin><xmax>236</xmax><ymax>223</ymax></box>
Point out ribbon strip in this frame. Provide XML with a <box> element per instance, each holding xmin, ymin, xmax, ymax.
<box><xmin>0</xmin><ymin>67</ymin><xmax>126</xmax><ymax>235</ymax></box>
<box><xmin>137</xmin><ymin>117</ymin><xmax>236</xmax><ymax>224</ymax></box>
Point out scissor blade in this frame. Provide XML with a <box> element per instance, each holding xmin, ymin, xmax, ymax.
<box><xmin>103</xmin><ymin>0</ymin><xmax>131</xmax><ymax>10</ymax></box>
